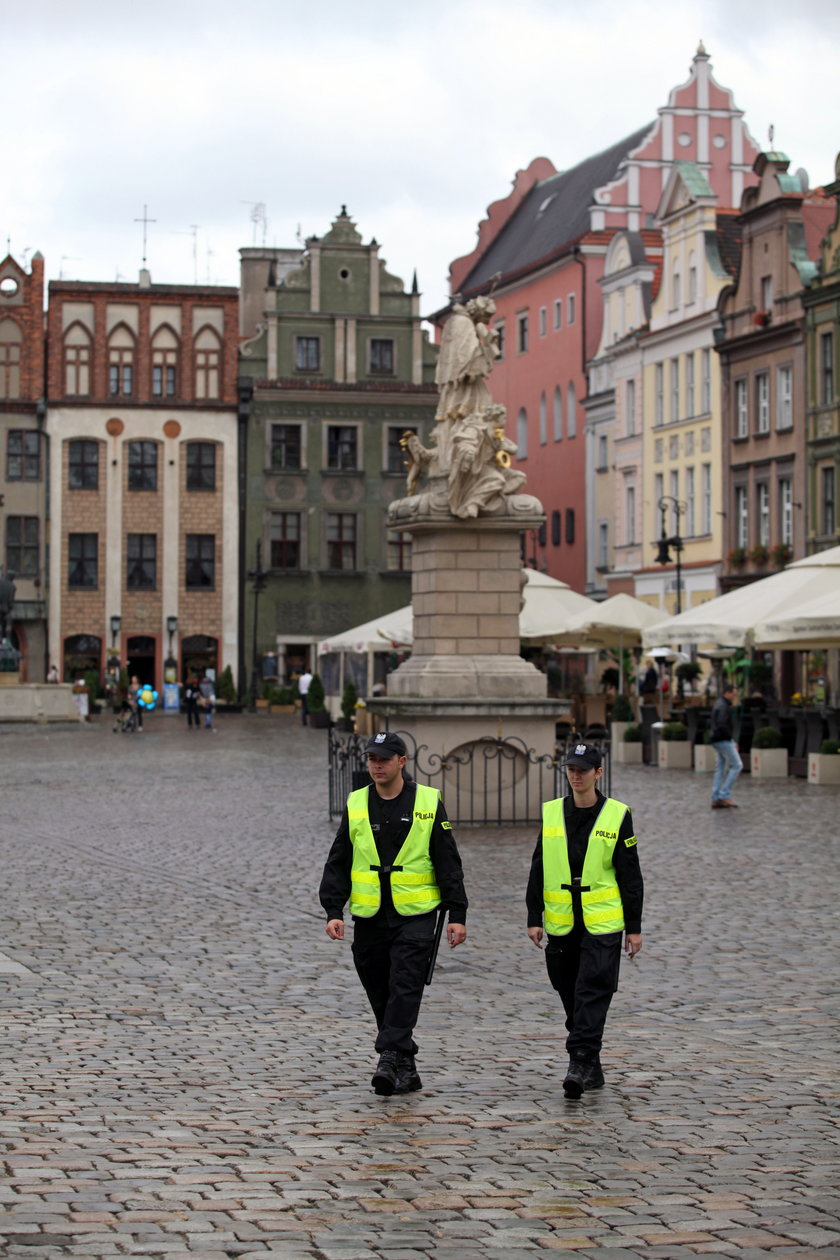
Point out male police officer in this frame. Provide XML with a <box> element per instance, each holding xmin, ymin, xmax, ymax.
<box><xmin>320</xmin><ymin>732</ymin><xmax>468</xmax><ymax>1096</ymax></box>
<box><xmin>526</xmin><ymin>743</ymin><xmax>643</xmax><ymax>1098</ymax></box>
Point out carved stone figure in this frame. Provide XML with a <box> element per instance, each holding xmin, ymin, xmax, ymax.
<box><xmin>434</xmin><ymin>297</ymin><xmax>499</xmax><ymax>464</ymax></box>
<box><xmin>399</xmin><ymin>430</ymin><xmax>434</xmax><ymax>496</ymax></box>
<box><xmin>449</xmin><ymin>405</ymin><xmax>526</xmax><ymax>518</ymax></box>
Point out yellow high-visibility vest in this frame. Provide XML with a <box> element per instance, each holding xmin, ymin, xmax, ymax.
<box><xmin>348</xmin><ymin>783</ymin><xmax>442</xmax><ymax>918</ymax></box>
<box><xmin>542</xmin><ymin>796</ymin><xmax>628</xmax><ymax>935</ymax></box>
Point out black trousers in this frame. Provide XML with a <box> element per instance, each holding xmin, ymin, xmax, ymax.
<box><xmin>351</xmin><ymin>913</ymin><xmax>436</xmax><ymax>1055</ymax></box>
<box><xmin>545</xmin><ymin>924</ymin><xmax>622</xmax><ymax>1058</ymax></box>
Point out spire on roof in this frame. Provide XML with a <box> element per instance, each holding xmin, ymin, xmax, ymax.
<box><xmin>695</xmin><ymin>40</ymin><xmax>708</xmax><ymax>59</ymax></box>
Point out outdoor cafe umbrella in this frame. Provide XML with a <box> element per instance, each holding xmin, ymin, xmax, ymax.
<box><xmin>754</xmin><ymin>587</ymin><xmax>840</xmax><ymax>650</ymax></box>
<box><xmin>561</xmin><ymin>593</ymin><xmax>668</xmax><ymax>693</ymax></box>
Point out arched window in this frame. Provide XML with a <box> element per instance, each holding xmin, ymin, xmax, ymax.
<box><xmin>566</xmin><ymin>383</ymin><xmax>576</xmax><ymax>438</ymax></box>
<box><xmin>672</xmin><ymin>261</ymin><xmax>681</xmax><ymax>310</ymax></box>
<box><xmin>539</xmin><ymin>393</ymin><xmax>547</xmax><ymax>445</ymax></box>
<box><xmin>151</xmin><ymin>325</ymin><xmax>179</xmax><ymax>397</ymax></box>
<box><xmin>64</xmin><ymin>322</ymin><xmax>92</xmax><ymax>396</ymax></box>
<box><xmin>63</xmin><ymin>634</ymin><xmax>102</xmax><ymax>682</ymax></box>
<box><xmin>516</xmin><ymin>408</ymin><xmax>528</xmax><ymax>460</ymax></box>
<box><xmin>688</xmin><ymin>251</ymin><xmax>697</xmax><ymax>304</ymax></box>
<box><xmin>195</xmin><ymin>326</ymin><xmax>222</xmax><ymax>400</ymax></box>
<box><xmin>108</xmin><ymin>324</ymin><xmax>135</xmax><ymax>396</ymax></box>
<box><xmin>553</xmin><ymin>387</ymin><xmax>563</xmax><ymax>440</ymax></box>
<box><xmin>0</xmin><ymin>317</ymin><xmax>22</xmax><ymax>398</ymax></box>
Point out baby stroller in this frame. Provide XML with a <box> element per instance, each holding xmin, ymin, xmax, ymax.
<box><xmin>113</xmin><ymin>695</ymin><xmax>139</xmax><ymax>733</ymax></box>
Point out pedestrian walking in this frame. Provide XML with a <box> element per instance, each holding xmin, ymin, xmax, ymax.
<box><xmin>710</xmin><ymin>682</ymin><xmax>741</xmax><ymax>809</ymax></box>
<box><xmin>526</xmin><ymin>742</ymin><xmax>643</xmax><ymax>1099</ymax></box>
<box><xmin>319</xmin><ymin>731</ymin><xmax>468</xmax><ymax>1096</ymax></box>
<box><xmin>184</xmin><ymin>676</ymin><xmax>201</xmax><ymax>729</ymax></box>
<box><xmin>128</xmin><ymin>675</ymin><xmax>144</xmax><ymax>731</ymax></box>
<box><xmin>198</xmin><ymin>672</ymin><xmax>216</xmax><ymax>731</ymax></box>
<box><xmin>297</xmin><ymin>668</ymin><xmax>313</xmax><ymax>725</ymax></box>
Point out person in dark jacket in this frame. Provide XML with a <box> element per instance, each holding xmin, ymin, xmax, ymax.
<box><xmin>710</xmin><ymin>682</ymin><xmax>741</xmax><ymax>808</ymax></box>
<box><xmin>527</xmin><ymin>743</ymin><xmax>643</xmax><ymax>1099</ymax></box>
<box><xmin>320</xmin><ymin>732</ymin><xmax>468</xmax><ymax>1097</ymax></box>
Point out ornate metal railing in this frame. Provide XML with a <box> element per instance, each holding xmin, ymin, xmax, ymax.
<box><xmin>328</xmin><ymin>727</ymin><xmax>611</xmax><ymax>825</ymax></box>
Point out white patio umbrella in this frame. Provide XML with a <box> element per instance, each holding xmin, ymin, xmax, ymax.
<box><xmin>517</xmin><ymin>569</ymin><xmax>600</xmax><ymax>643</ymax></box>
<box><xmin>754</xmin><ymin>587</ymin><xmax>840</xmax><ymax>650</ymax></box>
<box><xmin>642</xmin><ymin>545</ymin><xmax>840</xmax><ymax>650</ymax></box>
<box><xmin>561</xmin><ymin>593</ymin><xmax>668</xmax><ymax>692</ymax></box>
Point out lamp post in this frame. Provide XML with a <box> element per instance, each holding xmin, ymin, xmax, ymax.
<box><xmin>247</xmin><ymin>540</ymin><xmax>268</xmax><ymax>713</ymax></box>
<box><xmin>654</xmin><ymin>496</ymin><xmax>686</xmax><ymax>615</ymax></box>
<box><xmin>165</xmin><ymin>615</ymin><xmax>179</xmax><ymax>686</ymax></box>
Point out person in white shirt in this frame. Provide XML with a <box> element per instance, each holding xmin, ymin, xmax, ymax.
<box><xmin>297</xmin><ymin>670</ymin><xmax>313</xmax><ymax>725</ymax></box>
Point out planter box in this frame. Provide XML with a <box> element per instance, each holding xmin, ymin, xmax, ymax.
<box><xmin>750</xmin><ymin>747</ymin><xmax>788</xmax><ymax>778</ymax></box>
<box><xmin>658</xmin><ymin>740</ymin><xmax>692</xmax><ymax>769</ymax></box>
<box><xmin>694</xmin><ymin>745</ymin><xmax>717</xmax><ymax>773</ymax></box>
<box><xmin>270</xmin><ymin>704</ymin><xmax>296</xmax><ymax>713</ymax></box>
<box><xmin>614</xmin><ymin>740</ymin><xmax>642</xmax><ymax>764</ymax></box>
<box><xmin>808</xmin><ymin>753</ymin><xmax>840</xmax><ymax>784</ymax></box>
<box><xmin>309</xmin><ymin>710</ymin><xmax>332</xmax><ymax>729</ymax></box>
<box><xmin>610</xmin><ymin>721</ymin><xmax>632</xmax><ymax>748</ymax></box>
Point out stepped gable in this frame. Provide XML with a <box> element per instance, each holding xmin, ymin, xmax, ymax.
<box><xmin>458</xmin><ymin>123</ymin><xmax>652</xmax><ymax>294</ymax></box>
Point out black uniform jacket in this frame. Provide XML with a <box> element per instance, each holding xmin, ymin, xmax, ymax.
<box><xmin>320</xmin><ymin>779</ymin><xmax>468</xmax><ymax>927</ymax></box>
<box><xmin>526</xmin><ymin>790</ymin><xmax>643</xmax><ymax>934</ymax></box>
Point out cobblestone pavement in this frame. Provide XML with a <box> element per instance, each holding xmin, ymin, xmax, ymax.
<box><xmin>0</xmin><ymin>713</ymin><xmax>838</xmax><ymax>1260</ymax></box>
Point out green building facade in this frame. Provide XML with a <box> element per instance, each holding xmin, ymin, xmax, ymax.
<box><xmin>238</xmin><ymin>209</ymin><xmax>438</xmax><ymax>695</ymax></box>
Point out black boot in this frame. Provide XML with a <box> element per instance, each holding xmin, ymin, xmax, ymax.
<box><xmin>394</xmin><ymin>1052</ymin><xmax>422</xmax><ymax>1094</ymax></box>
<box><xmin>371</xmin><ymin>1050</ymin><xmax>399</xmax><ymax>1096</ymax></box>
<box><xmin>563</xmin><ymin>1054</ymin><xmax>590</xmax><ymax>1099</ymax></box>
<box><xmin>582</xmin><ymin>1055</ymin><xmax>605</xmax><ymax>1091</ymax></box>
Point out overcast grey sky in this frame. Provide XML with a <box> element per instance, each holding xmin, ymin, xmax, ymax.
<box><xmin>2</xmin><ymin>0</ymin><xmax>838</xmax><ymax>315</ymax></box>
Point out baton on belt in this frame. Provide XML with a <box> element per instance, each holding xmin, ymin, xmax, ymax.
<box><xmin>425</xmin><ymin>906</ymin><xmax>447</xmax><ymax>986</ymax></box>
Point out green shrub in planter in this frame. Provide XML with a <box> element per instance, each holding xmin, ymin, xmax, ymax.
<box><xmin>661</xmin><ymin>721</ymin><xmax>688</xmax><ymax>741</ymax></box>
<box><xmin>341</xmin><ymin>681</ymin><xmax>359</xmax><ymax>721</ymax></box>
<box><xmin>623</xmin><ymin>724</ymin><xmax>643</xmax><ymax>743</ymax></box>
<box><xmin>752</xmin><ymin>725</ymin><xmax>783</xmax><ymax>749</ymax></box>
<box><xmin>611</xmin><ymin>693</ymin><xmax>634</xmax><ymax>722</ymax></box>
<box><xmin>702</xmin><ymin>728</ymin><xmax>713</xmax><ymax>744</ymax></box>
<box><xmin>675</xmin><ymin>661</ymin><xmax>702</xmax><ymax>687</ymax></box>
<box><xmin>218</xmin><ymin>664</ymin><xmax>237</xmax><ymax>704</ymax></box>
<box><xmin>818</xmin><ymin>738</ymin><xmax>840</xmax><ymax>756</ymax></box>
<box><xmin>307</xmin><ymin>673</ymin><xmax>326</xmax><ymax>712</ymax></box>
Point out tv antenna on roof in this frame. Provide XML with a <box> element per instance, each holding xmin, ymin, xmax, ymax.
<box><xmin>134</xmin><ymin>204</ymin><xmax>157</xmax><ymax>266</ymax></box>
<box><xmin>242</xmin><ymin>201</ymin><xmax>267</xmax><ymax>247</ymax></box>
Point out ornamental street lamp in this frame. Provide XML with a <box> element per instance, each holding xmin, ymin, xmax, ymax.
<box><xmin>247</xmin><ymin>541</ymin><xmax>268</xmax><ymax>713</ymax></box>
<box><xmin>654</xmin><ymin>496</ymin><xmax>686</xmax><ymax>615</ymax></box>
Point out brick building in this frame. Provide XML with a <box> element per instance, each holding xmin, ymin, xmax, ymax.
<box><xmin>0</xmin><ymin>251</ymin><xmax>47</xmax><ymax>680</ymax></box>
<box><xmin>45</xmin><ymin>270</ymin><xmax>239</xmax><ymax>691</ymax></box>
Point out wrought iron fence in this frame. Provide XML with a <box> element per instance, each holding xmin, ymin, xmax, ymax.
<box><xmin>328</xmin><ymin>727</ymin><xmax>611</xmax><ymax>825</ymax></box>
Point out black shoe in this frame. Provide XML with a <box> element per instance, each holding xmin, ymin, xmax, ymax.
<box><xmin>371</xmin><ymin>1050</ymin><xmax>399</xmax><ymax>1096</ymax></box>
<box><xmin>563</xmin><ymin>1055</ymin><xmax>589</xmax><ymax>1099</ymax></box>
<box><xmin>581</xmin><ymin>1056</ymin><xmax>605</xmax><ymax>1091</ymax></box>
<box><xmin>394</xmin><ymin>1052</ymin><xmax>422</xmax><ymax>1094</ymax></box>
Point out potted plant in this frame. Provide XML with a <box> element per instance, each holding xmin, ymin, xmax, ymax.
<box><xmin>750</xmin><ymin>725</ymin><xmax>788</xmax><ymax>778</ymax></box>
<box><xmin>658</xmin><ymin>720</ymin><xmax>691</xmax><ymax>769</ymax></box>
<box><xmin>615</xmin><ymin>722</ymin><xmax>643</xmax><ymax>764</ymax></box>
<box><xmin>728</xmin><ymin>547</ymin><xmax>747</xmax><ymax>571</ymax></box>
<box><xmin>336</xmin><ymin>680</ymin><xmax>358</xmax><ymax>731</ymax></box>
<box><xmin>675</xmin><ymin>661</ymin><xmax>703</xmax><ymax>695</ymax></box>
<box><xmin>770</xmin><ymin>542</ymin><xmax>793</xmax><ymax>569</ymax></box>
<box><xmin>808</xmin><ymin>738</ymin><xmax>840</xmax><ymax>785</ymax></box>
<box><xmin>268</xmin><ymin>685</ymin><xmax>296</xmax><ymax>713</ymax></box>
<box><xmin>216</xmin><ymin>665</ymin><xmax>242</xmax><ymax>712</ymax></box>
<box><xmin>306</xmin><ymin>673</ymin><xmax>331</xmax><ymax>728</ymax></box>
<box><xmin>749</xmin><ymin>543</ymin><xmax>770</xmax><ymax>569</ymax></box>
<box><xmin>694</xmin><ymin>728</ymin><xmax>717</xmax><ymax>773</ymax></box>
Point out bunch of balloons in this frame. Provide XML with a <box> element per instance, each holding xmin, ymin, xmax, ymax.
<box><xmin>137</xmin><ymin>685</ymin><xmax>158</xmax><ymax>710</ymax></box>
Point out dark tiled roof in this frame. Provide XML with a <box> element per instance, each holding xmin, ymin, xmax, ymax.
<box><xmin>715</xmin><ymin>212</ymin><xmax>742</xmax><ymax>278</ymax></box>
<box><xmin>459</xmin><ymin>123</ymin><xmax>653</xmax><ymax>292</ymax></box>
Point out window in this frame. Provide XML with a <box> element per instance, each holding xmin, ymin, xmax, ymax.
<box><xmin>625</xmin><ymin>379</ymin><xmax>636</xmax><ymax>436</ymax></box>
<box><xmin>655</xmin><ymin>363</ymin><xmax>664</xmax><ymax>426</ymax></box>
<box><xmin>517</xmin><ymin>312</ymin><xmax>529</xmax><ymax>353</ymax></box>
<box><xmin>107</xmin><ymin>326</ymin><xmax>134</xmax><ymax>396</ymax></box>
<box><xmin>516</xmin><ymin>408</ymin><xmax>528</xmax><ymax>459</ymax></box>
<box><xmin>685</xmin><ymin>466</ymin><xmax>695</xmax><ymax>536</ymax></box>
<box><xmin>6</xmin><ymin>516</ymin><xmax>38</xmax><ymax>577</ymax></box>
<box><xmin>757</xmin><ymin>483</ymin><xmax>770</xmax><ymax>546</ymax></box>
<box><xmin>735</xmin><ymin>378</ymin><xmax>748</xmax><ymax>438</ymax></box>
<box><xmin>295</xmin><ymin>336</ymin><xmax>320</xmax><ymax>372</ymax></box>
<box><xmin>597</xmin><ymin>434</ymin><xmax>608</xmax><ymax>470</ymax></box>
<box><xmin>387</xmin><ymin>426</ymin><xmax>413</xmax><ymax>473</ymax></box>
<box><xmin>565</xmin><ymin>507</ymin><xmax>575</xmax><ymax>544</ymax></box>
<box><xmin>369</xmin><ymin>338</ymin><xmax>394</xmax><ymax>374</ymax></box>
<box><xmin>567</xmin><ymin>294</ymin><xmax>576</xmax><ymax>325</ymax></box>
<box><xmin>776</xmin><ymin>365</ymin><xmax>792</xmax><ymax>430</ymax></box>
<box><xmin>821</xmin><ymin>332</ymin><xmax>834</xmax><ymax>406</ymax></box>
<box><xmin>701</xmin><ymin>349</ymin><xmax>711</xmax><ymax>413</ymax></box>
<box><xmin>6</xmin><ymin>430</ymin><xmax>40</xmax><ymax>481</ymax></box>
<box><xmin>495</xmin><ymin>322</ymin><xmax>505</xmax><ymax>360</ymax></box>
<box><xmin>269</xmin><ymin>513</ymin><xmax>301</xmax><ymax>570</ymax></box>
<box><xmin>685</xmin><ymin>352</ymin><xmax>695</xmax><ymax>417</ymax></box>
<box><xmin>822</xmin><ymin>466</ymin><xmax>835</xmax><ymax>536</ymax></box>
<box><xmin>670</xmin><ymin>357</ymin><xmax>680</xmax><ymax>423</ymax></box>
<box><xmin>567</xmin><ymin>383</ymin><xmax>576</xmax><ymax>438</ymax></box>
<box><xmin>553</xmin><ymin>299</ymin><xmax>562</xmax><ymax>330</ymax></box>
<box><xmin>779</xmin><ymin>478</ymin><xmax>793</xmax><ymax>546</ymax></box>
<box><xmin>539</xmin><ymin>394</ymin><xmax>547</xmax><ymax>445</ymax></box>
<box><xmin>327</xmin><ymin>425</ymin><xmax>357</xmax><ymax>470</ymax></box>
<box><xmin>126</xmin><ymin>534</ymin><xmax>157</xmax><ymax>589</ymax></box>
<box><xmin>701</xmin><ymin>463</ymin><xmax>711</xmax><ymax>535</ymax></box>
<box><xmin>326</xmin><ymin>513</ymin><xmax>356</xmax><ymax>569</ymax></box>
<box><xmin>598</xmin><ymin>521</ymin><xmax>608</xmax><ymax>569</ymax></box>
<box><xmin>195</xmin><ymin>327</ymin><xmax>222</xmax><ymax>399</ymax></box>
<box><xmin>735</xmin><ymin>485</ymin><xmax>748</xmax><ymax>548</ymax></box>
<box><xmin>672</xmin><ymin>264</ymin><xmax>681</xmax><ymax>310</ymax></box>
<box><xmin>654</xmin><ymin>473</ymin><xmax>664</xmax><ymax>519</ymax></box>
<box><xmin>0</xmin><ymin>317</ymin><xmax>22</xmax><ymax>397</ymax></box>
<box><xmin>688</xmin><ymin>254</ymin><xmax>697</xmax><ymax>304</ymax></box>
<box><xmin>68</xmin><ymin>439</ymin><xmax>99</xmax><ymax>490</ymax></box>
<box><xmin>151</xmin><ymin>327</ymin><xmax>178</xmax><ymax>397</ymax></box>
<box><xmin>186</xmin><ymin>534</ymin><xmax>215</xmax><ymax>588</ymax></box>
<box><xmin>128</xmin><ymin>441</ymin><xmax>158</xmax><ymax>490</ymax></box>
<box><xmin>270</xmin><ymin>424</ymin><xmax>302</xmax><ymax>470</ymax></box>
<box><xmin>387</xmin><ymin>529</ymin><xmax>412</xmax><ymax>572</ymax></box>
<box><xmin>553</xmin><ymin>387</ymin><xmax>563</xmax><ymax>441</ymax></box>
<box><xmin>761</xmin><ymin>275</ymin><xmax>772</xmax><ymax>312</ymax></box>
<box><xmin>756</xmin><ymin>372</ymin><xmax>769</xmax><ymax>434</ymax></box>
<box><xmin>626</xmin><ymin>485</ymin><xmax>636</xmax><ymax>545</ymax></box>
<box><xmin>64</xmin><ymin>324</ymin><xmax>91</xmax><ymax>396</ymax></box>
<box><xmin>669</xmin><ymin>470</ymin><xmax>679</xmax><ymax>532</ymax></box>
<box><xmin>551</xmin><ymin>509</ymin><xmax>561</xmax><ymax>546</ymax></box>
<box><xmin>68</xmin><ymin>532</ymin><xmax>98</xmax><ymax>589</ymax></box>
<box><xmin>186</xmin><ymin>442</ymin><xmax>216</xmax><ymax>491</ymax></box>
<box><xmin>539</xmin><ymin>307</ymin><xmax>547</xmax><ymax>338</ymax></box>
